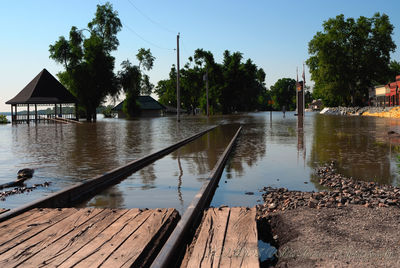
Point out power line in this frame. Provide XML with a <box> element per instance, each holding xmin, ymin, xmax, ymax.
<box><xmin>126</xmin><ymin>0</ymin><xmax>176</xmax><ymax>35</ymax></box>
<box><xmin>123</xmin><ymin>22</ymin><xmax>175</xmax><ymax>51</ymax></box>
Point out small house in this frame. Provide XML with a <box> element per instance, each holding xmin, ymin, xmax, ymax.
<box><xmin>113</xmin><ymin>96</ymin><xmax>166</xmax><ymax>118</ymax></box>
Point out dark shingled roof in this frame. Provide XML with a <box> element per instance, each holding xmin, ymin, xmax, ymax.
<box><xmin>113</xmin><ymin>96</ymin><xmax>166</xmax><ymax>111</ymax></box>
<box><xmin>6</xmin><ymin>69</ymin><xmax>77</xmax><ymax>105</ymax></box>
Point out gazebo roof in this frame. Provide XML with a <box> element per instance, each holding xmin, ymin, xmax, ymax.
<box><xmin>6</xmin><ymin>69</ymin><xmax>77</xmax><ymax>105</ymax></box>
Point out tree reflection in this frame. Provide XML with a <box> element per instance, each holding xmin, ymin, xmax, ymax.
<box><xmin>309</xmin><ymin>114</ymin><xmax>395</xmax><ymax>185</ymax></box>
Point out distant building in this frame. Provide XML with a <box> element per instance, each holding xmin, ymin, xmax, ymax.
<box><xmin>308</xmin><ymin>99</ymin><xmax>323</xmax><ymax>111</ymax></box>
<box><xmin>369</xmin><ymin>75</ymin><xmax>400</xmax><ymax>107</ymax></box>
<box><xmin>385</xmin><ymin>75</ymin><xmax>400</xmax><ymax>106</ymax></box>
<box><xmin>112</xmin><ymin>96</ymin><xmax>166</xmax><ymax>118</ymax></box>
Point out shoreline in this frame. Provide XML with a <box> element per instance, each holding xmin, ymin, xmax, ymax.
<box><xmin>257</xmin><ymin>162</ymin><xmax>400</xmax><ymax>267</ymax></box>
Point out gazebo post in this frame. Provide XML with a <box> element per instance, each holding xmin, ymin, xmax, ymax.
<box><xmin>35</xmin><ymin>104</ymin><xmax>38</xmax><ymax>123</ymax></box>
<box><xmin>15</xmin><ymin>105</ymin><xmax>18</xmax><ymax>123</ymax></box>
<box><xmin>60</xmin><ymin>103</ymin><xmax>62</xmax><ymax>118</ymax></box>
<box><xmin>27</xmin><ymin>104</ymin><xmax>30</xmax><ymax>124</ymax></box>
<box><xmin>75</xmin><ymin>103</ymin><xmax>79</xmax><ymax>121</ymax></box>
<box><xmin>10</xmin><ymin>105</ymin><xmax>13</xmax><ymax>124</ymax></box>
<box><xmin>54</xmin><ymin>104</ymin><xmax>57</xmax><ymax>119</ymax></box>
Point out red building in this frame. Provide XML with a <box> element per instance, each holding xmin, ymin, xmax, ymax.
<box><xmin>385</xmin><ymin>75</ymin><xmax>400</xmax><ymax>106</ymax></box>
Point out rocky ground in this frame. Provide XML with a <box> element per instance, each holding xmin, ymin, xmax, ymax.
<box><xmin>258</xmin><ymin>162</ymin><xmax>400</xmax><ymax>267</ymax></box>
<box><xmin>258</xmin><ymin>162</ymin><xmax>400</xmax><ymax>214</ymax></box>
<box><xmin>0</xmin><ymin>182</ymin><xmax>51</xmax><ymax>201</ymax></box>
<box><xmin>320</xmin><ymin>106</ymin><xmax>388</xmax><ymax>116</ymax></box>
<box><xmin>320</xmin><ymin>106</ymin><xmax>400</xmax><ymax>118</ymax></box>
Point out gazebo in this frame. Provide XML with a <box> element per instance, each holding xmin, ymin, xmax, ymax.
<box><xmin>6</xmin><ymin>69</ymin><xmax>78</xmax><ymax>124</ymax></box>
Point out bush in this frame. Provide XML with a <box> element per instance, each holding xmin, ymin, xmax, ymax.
<box><xmin>0</xmin><ymin>115</ymin><xmax>10</xmax><ymax>124</ymax></box>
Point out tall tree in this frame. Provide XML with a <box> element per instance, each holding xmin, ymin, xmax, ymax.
<box><xmin>49</xmin><ymin>2</ymin><xmax>121</xmax><ymax>121</ymax></box>
<box><xmin>307</xmin><ymin>13</ymin><xmax>396</xmax><ymax>106</ymax></box>
<box><xmin>118</xmin><ymin>60</ymin><xmax>141</xmax><ymax>118</ymax></box>
<box><xmin>118</xmin><ymin>48</ymin><xmax>155</xmax><ymax>117</ymax></box>
<box><xmin>270</xmin><ymin>78</ymin><xmax>297</xmax><ymax>110</ymax></box>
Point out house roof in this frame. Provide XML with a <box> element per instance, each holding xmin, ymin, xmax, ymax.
<box><xmin>6</xmin><ymin>69</ymin><xmax>77</xmax><ymax>105</ymax></box>
<box><xmin>113</xmin><ymin>96</ymin><xmax>166</xmax><ymax>111</ymax></box>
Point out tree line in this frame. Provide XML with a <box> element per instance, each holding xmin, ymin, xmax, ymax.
<box><xmin>49</xmin><ymin>2</ymin><xmax>312</xmax><ymax>120</ymax></box>
<box><xmin>155</xmin><ymin>49</ymin><xmax>271</xmax><ymax>114</ymax></box>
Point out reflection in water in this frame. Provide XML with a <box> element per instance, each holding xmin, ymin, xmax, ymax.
<box><xmin>297</xmin><ymin>116</ymin><xmax>306</xmax><ymax>167</ymax></box>
<box><xmin>309</xmin><ymin>115</ymin><xmax>399</xmax><ymax>185</ymax></box>
<box><xmin>82</xmin><ymin>124</ymin><xmax>239</xmax><ymax>214</ymax></box>
<box><xmin>177</xmin><ymin>148</ymin><xmax>184</xmax><ymax>212</ymax></box>
<box><xmin>2</xmin><ymin>112</ymin><xmax>400</xmax><ymax>210</ymax></box>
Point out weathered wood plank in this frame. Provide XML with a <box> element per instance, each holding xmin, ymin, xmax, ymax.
<box><xmin>57</xmin><ymin>209</ymin><xmax>155</xmax><ymax>267</ymax></box>
<box><xmin>0</xmin><ymin>208</ymin><xmax>49</xmax><ymax>232</ymax></box>
<box><xmin>0</xmin><ymin>208</ymin><xmax>78</xmax><ymax>253</ymax></box>
<box><xmin>18</xmin><ymin>209</ymin><xmax>131</xmax><ymax>267</ymax></box>
<box><xmin>0</xmin><ymin>208</ymin><xmax>52</xmax><ymax>230</ymax></box>
<box><xmin>0</xmin><ymin>208</ymin><xmax>103</xmax><ymax>264</ymax></box>
<box><xmin>0</xmin><ymin>208</ymin><xmax>179</xmax><ymax>268</ymax></box>
<box><xmin>185</xmin><ymin>208</ymin><xmax>230</xmax><ymax>268</ymax></box>
<box><xmin>219</xmin><ymin>207</ymin><xmax>258</xmax><ymax>268</ymax></box>
<box><xmin>112</xmin><ymin>208</ymin><xmax>179</xmax><ymax>268</ymax></box>
<box><xmin>183</xmin><ymin>207</ymin><xmax>258</xmax><ymax>268</ymax></box>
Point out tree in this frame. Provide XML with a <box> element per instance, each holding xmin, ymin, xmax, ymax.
<box><xmin>49</xmin><ymin>2</ymin><xmax>121</xmax><ymax>121</ymax></box>
<box><xmin>386</xmin><ymin>60</ymin><xmax>400</xmax><ymax>81</ymax></box>
<box><xmin>307</xmin><ymin>13</ymin><xmax>396</xmax><ymax>106</ymax></box>
<box><xmin>270</xmin><ymin>78</ymin><xmax>297</xmax><ymax>110</ymax></box>
<box><xmin>118</xmin><ymin>60</ymin><xmax>141</xmax><ymax>118</ymax></box>
<box><xmin>117</xmin><ymin>48</ymin><xmax>155</xmax><ymax>117</ymax></box>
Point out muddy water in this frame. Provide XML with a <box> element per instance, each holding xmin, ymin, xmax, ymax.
<box><xmin>1</xmin><ymin>112</ymin><xmax>400</xmax><ymax>211</ymax></box>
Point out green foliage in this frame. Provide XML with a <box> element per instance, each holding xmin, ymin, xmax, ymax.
<box><xmin>387</xmin><ymin>60</ymin><xmax>400</xmax><ymax>82</ymax></box>
<box><xmin>118</xmin><ymin>48</ymin><xmax>155</xmax><ymax>118</ymax></box>
<box><xmin>270</xmin><ymin>78</ymin><xmax>297</xmax><ymax>110</ymax></box>
<box><xmin>307</xmin><ymin>13</ymin><xmax>396</xmax><ymax>106</ymax></box>
<box><xmin>100</xmin><ymin>105</ymin><xmax>115</xmax><ymax>118</ymax></box>
<box><xmin>0</xmin><ymin>115</ymin><xmax>9</xmax><ymax>124</ymax></box>
<box><xmin>155</xmin><ymin>49</ymin><xmax>267</xmax><ymax>114</ymax></box>
<box><xmin>49</xmin><ymin>2</ymin><xmax>121</xmax><ymax>121</ymax></box>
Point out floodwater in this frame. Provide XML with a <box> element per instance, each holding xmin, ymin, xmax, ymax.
<box><xmin>1</xmin><ymin>112</ymin><xmax>400</xmax><ymax>213</ymax></box>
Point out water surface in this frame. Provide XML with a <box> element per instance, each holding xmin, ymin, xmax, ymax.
<box><xmin>1</xmin><ymin>112</ymin><xmax>400</xmax><ymax>211</ymax></box>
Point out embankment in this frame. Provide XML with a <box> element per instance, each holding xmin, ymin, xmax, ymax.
<box><xmin>320</xmin><ymin>106</ymin><xmax>400</xmax><ymax>118</ymax></box>
<box><xmin>257</xmin><ymin>162</ymin><xmax>400</xmax><ymax>267</ymax></box>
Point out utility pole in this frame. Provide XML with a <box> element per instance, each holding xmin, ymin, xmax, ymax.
<box><xmin>204</xmin><ymin>69</ymin><xmax>209</xmax><ymax>117</ymax></box>
<box><xmin>176</xmin><ymin>33</ymin><xmax>180</xmax><ymax>122</ymax></box>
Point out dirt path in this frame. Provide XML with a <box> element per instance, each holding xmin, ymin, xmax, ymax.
<box><xmin>260</xmin><ymin>204</ymin><xmax>400</xmax><ymax>267</ymax></box>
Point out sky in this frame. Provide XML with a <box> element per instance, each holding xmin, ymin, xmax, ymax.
<box><xmin>1</xmin><ymin>0</ymin><xmax>400</xmax><ymax>112</ymax></box>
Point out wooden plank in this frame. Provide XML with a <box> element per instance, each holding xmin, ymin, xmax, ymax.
<box><xmin>57</xmin><ymin>209</ymin><xmax>154</xmax><ymax>267</ymax></box>
<box><xmin>16</xmin><ymin>209</ymin><xmax>131</xmax><ymax>267</ymax></box>
<box><xmin>0</xmin><ymin>208</ymin><xmax>48</xmax><ymax>230</ymax></box>
<box><xmin>111</xmin><ymin>208</ymin><xmax>178</xmax><ymax>268</ymax></box>
<box><xmin>219</xmin><ymin>207</ymin><xmax>258</xmax><ymax>268</ymax></box>
<box><xmin>0</xmin><ymin>208</ymin><xmax>78</xmax><ymax>253</ymax></box>
<box><xmin>185</xmin><ymin>208</ymin><xmax>230</xmax><ymax>268</ymax></box>
<box><xmin>0</xmin><ymin>208</ymin><xmax>103</xmax><ymax>264</ymax></box>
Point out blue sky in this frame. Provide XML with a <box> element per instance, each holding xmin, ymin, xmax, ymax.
<box><xmin>1</xmin><ymin>0</ymin><xmax>400</xmax><ymax>112</ymax></box>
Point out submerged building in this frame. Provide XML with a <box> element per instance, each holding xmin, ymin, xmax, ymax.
<box><xmin>113</xmin><ymin>96</ymin><xmax>166</xmax><ymax>118</ymax></box>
